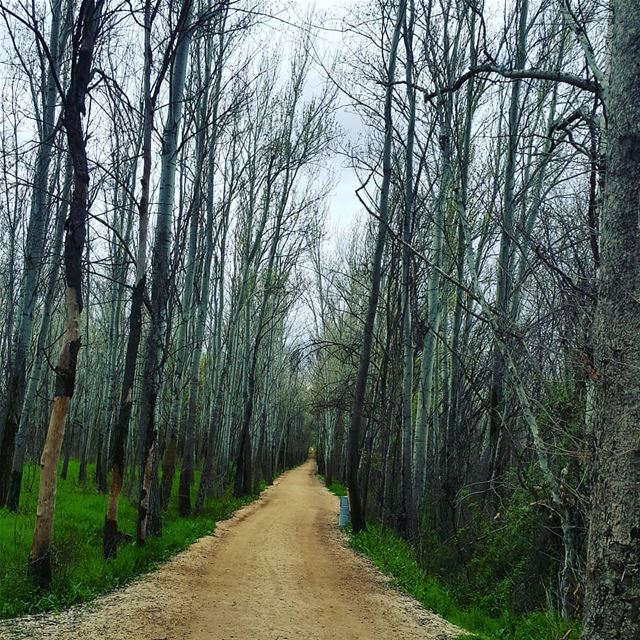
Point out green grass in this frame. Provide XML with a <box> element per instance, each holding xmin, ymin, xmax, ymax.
<box><xmin>349</xmin><ymin>524</ymin><xmax>579</xmax><ymax>640</ymax></box>
<box><xmin>0</xmin><ymin>460</ymin><xmax>256</xmax><ymax>619</ymax></box>
<box><xmin>318</xmin><ymin>475</ymin><xmax>348</xmax><ymax>497</ymax></box>
<box><xmin>317</xmin><ymin>475</ymin><xmax>578</xmax><ymax>640</ymax></box>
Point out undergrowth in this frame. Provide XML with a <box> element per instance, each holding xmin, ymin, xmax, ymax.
<box><xmin>0</xmin><ymin>460</ymin><xmax>255</xmax><ymax>619</ymax></box>
<box><xmin>319</xmin><ymin>475</ymin><xmax>348</xmax><ymax>497</ymax></box>
<box><xmin>321</xmin><ymin>477</ymin><xmax>579</xmax><ymax>640</ymax></box>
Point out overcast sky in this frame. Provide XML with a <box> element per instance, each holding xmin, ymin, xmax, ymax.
<box><xmin>288</xmin><ymin>0</ymin><xmax>366</xmax><ymax>241</ymax></box>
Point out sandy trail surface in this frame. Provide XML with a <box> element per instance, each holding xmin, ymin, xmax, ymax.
<box><xmin>0</xmin><ymin>461</ymin><xmax>461</xmax><ymax>639</ymax></box>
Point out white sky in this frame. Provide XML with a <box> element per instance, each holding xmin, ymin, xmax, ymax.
<box><xmin>288</xmin><ymin>0</ymin><xmax>366</xmax><ymax>241</ymax></box>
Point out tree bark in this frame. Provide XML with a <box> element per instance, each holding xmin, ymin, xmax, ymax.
<box><xmin>581</xmin><ymin>1</ymin><xmax>640</xmax><ymax>637</ymax></box>
<box><xmin>137</xmin><ymin>0</ymin><xmax>193</xmax><ymax>545</ymax></box>
<box><xmin>487</xmin><ymin>0</ymin><xmax>529</xmax><ymax>484</ymax></box>
<box><xmin>28</xmin><ymin>0</ymin><xmax>102</xmax><ymax>586</ymax></box>
<box><xmin>7</xmin><ymin>157</ymin><xmax>71</xmax><ymax>511</ymax></box>
<box><xmin>177</xmin><ymin>19</ymin><xmax>226</xmax><ymax>514</ymax></box>
<box><xmin>399</xmin><ymin>0</ymin><xmax>416</xmax><ymax>540</ymax></box>
<box><xmin>0</xmin><ymin>0</ymin><xmax>68</xmax><ymax>506</ymax></box>
<box><xmin>347</xmin><ymin>0</ymin><xmax>406</xmax><ymax>534</ymax></box>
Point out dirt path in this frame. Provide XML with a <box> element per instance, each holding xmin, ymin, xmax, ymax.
<box><xmin>0</xmin><ymin>461</ymin><xmax>462</xmax><ymax>640</ymax></box>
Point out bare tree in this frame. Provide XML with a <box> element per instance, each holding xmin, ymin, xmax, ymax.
<box><xmin>29</xmin><ymin>0</ymin><xmax>104</xmax><ymax>585</ymax></box>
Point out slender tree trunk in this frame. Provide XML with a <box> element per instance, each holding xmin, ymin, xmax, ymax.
<box><xmin>177</xmin><ymin>20</ymin><xmax>226</xmax><ymax>514</ymax></box>
<box><xmin>0</xmin><ymin>0</ymin><xmax>67</xmax><ymax>505</ymax></box>
<box><xmin>28</xmin><ymin>0</ymin><xmax>103</xmax><ymax>586</ymax></box>
<box><xmin>399</xmin><ymin>0</ymin><xmax>416</xmax><ymax>539</ymax></box>
<box><xmin>103</xmin><ymin>0</ymin><xmax>154</xmax><ymax>558</ymax></box>
<box><xmin>233</xmin><ymin>213</ymin><xmax>284</xmax><ymax>497</ymax></box>
<box><xmin>487</xmin><ymin>0</ymin><xmax>529</xmax><ymax>483</ymax></box>
<box><xmin>7</xmin><ymin>158</ymin><xmax>71</xmax><ymax>511</ymax></box>
<box><xmin>413</xmin><ymin>100</ymin><xmax>450</xmax><ymax>505</ymax></box>
<box><xmin>160</xmin><ymin>194</ymin><xmax>197</xmax><ymax>509</ymax></box>
<box><xmin>443</xmin><ymin>24</ymin><xmax>476</xmax><ymax>526</ymax></box>
<box><xmin>347</xmin><ymin>0</ymin><xmax>406</xmax><ymax>534</ymax></box>
<box><xmin>194</xmin><ymin>211</ymin><xmax>230</xmax><ymax>512</ymax></box>
<box><xmin>137</xmin><ymin>0</ymin><xmax>193</xmax><ymax>545</ymax></box>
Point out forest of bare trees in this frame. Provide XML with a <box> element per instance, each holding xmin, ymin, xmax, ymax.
<box><xmin>0</xmin><ymin>0</ymin><xmax>637</xmax><ymax>639</ymax></box>
<box><xmin>310</xmin><ymin>0</ymin><xmax>638</xmax><ymax>638</ymax></box>
<box><xmin>0</xmin><ymin>0</ymin><xmax>327</xmax><ymax>577</ymax></box>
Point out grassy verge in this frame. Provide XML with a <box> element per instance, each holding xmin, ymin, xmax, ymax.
<box><xmin>317</xmin><ymin>474</ymin><xmax>347</xmax><ymax>497</ymax></box>
<box><xmin>321</xmin><ymin>477</ymin><xmax>578</xmax><ymax>640</ymax></box>
<box><xmin>0</xmin><ymin>460</ymin><xmax>255</xmax><ymax>619</ymax></box>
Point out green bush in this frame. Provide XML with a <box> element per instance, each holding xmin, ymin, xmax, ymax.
<box><xmin>349</xmin><ymin>524</ymin><xmax>579</xmax><ymax>640</ymax></box>
<box><xmin>455</xmin><ymin>491</ymin><xmax>552</xmax><ymax>614</ymax></box>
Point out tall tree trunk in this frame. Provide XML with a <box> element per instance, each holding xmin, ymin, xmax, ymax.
<box><xmin>7</xmin><ymin>157</ymin><xmax>71</xmax><ymax>511</ymax></box>
<box><xmin>399</xmin><ymin>0</ymin><xmax>416</xmax><ymax>539</ymax></box>
<box><xmin>487</xmin><ymin>0</ymin><xmax>529</xmax><ymax>483</ymax></box>
<box><xmin>0</xmin><ymin>0</ymin><xmax>68</xmax><ymax>505</ymax></box>
<box><xmin>581</xmin><ymin>2</ymin><xmax>640</xmax><ymax>637</ymax></box>
<box><xmin>177</xmin><ymin>20</ymin><xmax>226</xmax><ymax>515</ymax></box>
<box><xmin>159</xmin><ymin>186</ymin><xmax>197</xmax><ymax>509</ymax></box>
<box><xmin>233</xmin><ymin>212</ymin><xmax>283</xmax><ymax>497</ymax></box>
<box><xmin>28</xmin><ymin>0</ymin><xmax>103</xmax><ymax>586</ymax></box>
<box><xmin>194</xmin><ymin>207</ymin><xmax>230</xmax><ymax>513</ymax></box>
<box><xmin>347</xmin><ymin>0</ymin><xmax>406</xmax><ymax>534</ymax></box>
<box><xmin>137</xmin><ymin>0</ymin><xmax>193</xmax><ymax>545</ymax></box>
<box><xmin>103</xmin><ymin>0</ymin><xmax>154</xmax><ymax>559</ymax></box>
<box><xmin>442</xmin><ymin>10</ymin><xmax>477</xmax><ymax>529</ymax></box>
<box><xmin>413</xmin><ymin>100</ymin><xmax>450</xmax><ymax>505</ymax></box>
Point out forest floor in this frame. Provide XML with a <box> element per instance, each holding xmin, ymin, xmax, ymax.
<box><xmin>0</xmin><ymin>460</ymin><xmax>462</xmax><ymax>640</ymax></box>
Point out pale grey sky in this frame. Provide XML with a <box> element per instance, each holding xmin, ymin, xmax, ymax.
<box><xmin>289</xmin><ymin>0</ymin><xmax>366</xmax><ymax>240</ymax></box>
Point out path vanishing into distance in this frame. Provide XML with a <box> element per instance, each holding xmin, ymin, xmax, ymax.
<box><xmin>0</xmin><ymin>461</ymin><xmax>461</xmax><ymax>640</ymax></box>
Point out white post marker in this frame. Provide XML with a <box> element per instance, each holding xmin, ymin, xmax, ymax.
<box><xmin>338</xmin><ymin>495</ymin><xmax>351</xmax><ymax>528</ymax></box>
